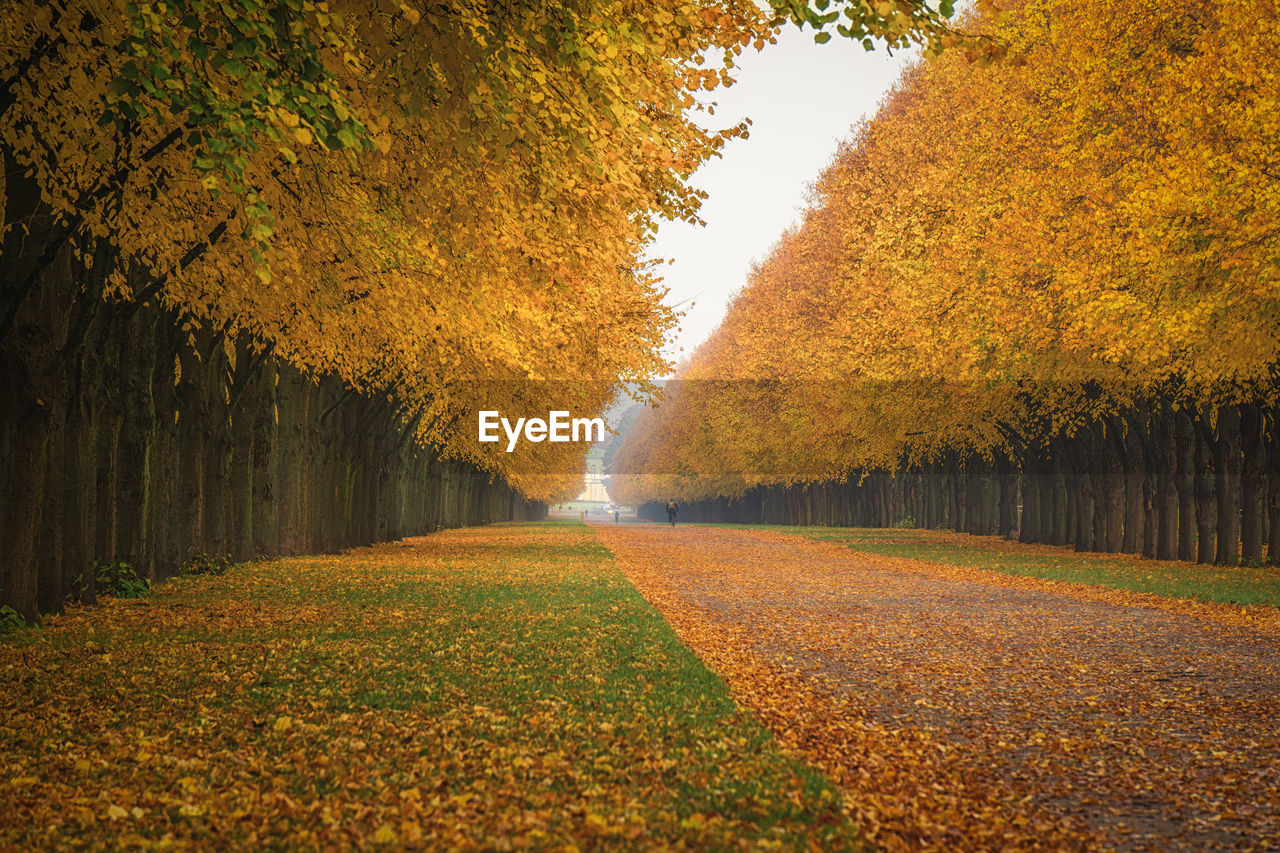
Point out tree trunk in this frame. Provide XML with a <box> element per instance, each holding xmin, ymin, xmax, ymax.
<box><xmin>1240</xmin><ymin>402</ymin><xmax>1265</xmax><ymax>564</ymax></box>
<box><xmin>60</xmin><ymin>395</ymin><xmax>99</xmax><ymax>606</ymax></box>
<box><xmin>1156</xmin><ymin>406</ymin><xmax>1178</xmax><ymax>560</ymax></box>
<box><xmin>1267</xmin><ymin>409</ymin><xmax>1280</xmax><ymax>566</ymax></box>
<box><xmin>1120</xmin><ymin>417</ymin><xmax>1145</xmax><ymax>555</ymax></box>
<box><xmin>998</xmin><ymin>456</ymin><xmax>1017</xmax><ymax>538</ymax></box>
<box><xmin>0</xmin><ymin>375</ymin><xmax>49</xmax><ymax>622</ymax></box>
<box><xmin>1049</xmin><ymin>441</ymin><xmax>1068</xmax><ymax>546</ymax></box>
<box><xmin>229</xmin><ymin>377</ymin><xmax>256</xmax><ymax>563</ymax></box>
<box><xmin>1214</xmin><ymin>404</ymin><xmax>1241</xmax><ymax>565</ymax></box>
<box><xmin>1020</xmin><ymin>451</ymin><xmax>1040</xmax><ymax>544</ymax></box>
<box><xmin>1087</xmin><ymin>426</ymin><xmax>1107</xmax><ymax>553</ymax></box>
<box><xmin>1193</xmin><ymin>412</ymin><xmax>1217</xmax><ymax>564</ymax></box>
<box><xmin>1173</xmin><ymin>408</ymin><xmax>1197</xmax><ymax>562</ymax></box>
<box><xmin>1101</xmin><ymin>420</ymin><xmax>1125</xmax><ymax>553</ymax></box>
<box><xmin>1071</xmin><ymin>438</ymin><xmax>1094</xmax><ymax>552</ymax></box>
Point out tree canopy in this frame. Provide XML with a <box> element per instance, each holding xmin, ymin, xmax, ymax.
<box><xmin>612</xmin><ymin>0</ymin><xmax>1280</xmax><ymax>507</ymax></box>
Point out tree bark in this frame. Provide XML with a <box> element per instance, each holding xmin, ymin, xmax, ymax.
<box><xmin>1020</xmin><ymin>450</ymin><xmax>1040</xmax><ymax>544</ymax></box>
<box><xmin>1119</xmin><ymin>416</ymin><xmax>1145</xmax><ymax>555</ymax></box>
<box><xmin>1101</xmin><ymin>420</ymin><xmax>1125</xmax><ymax>553</ymax></box>
<box><xmin>1156</xmin><ymin>406</ymin><xmax>1178</xmax><ymax>560</ymax></box>
<box><xmin>1173</xmin><ymin>408</ymin><xmax>1197</xmax><ymax>561</ymax></box>
<box><xmin>1267</xmin><ymin>409</ymin><xmax>1280</xmax><ymax>566</ymax></box>
<box><xmin>1193</xmin><ymin>411</ymin><xmax>1217</xmax><ymax>564</ymax></box>
<box><xmin>1214</xmin><ymin>404</ymin><xmax>1242</xmax><ymax>565</ymax></box>
<box><xmin>1240</xmin><ymin>402</ymin><xmax>1265</xmax><ymax>564</ymax></box>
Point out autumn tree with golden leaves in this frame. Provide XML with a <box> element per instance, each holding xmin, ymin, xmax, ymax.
<box><xmin>0</xmin><ymin>0</ymin><xmax>790</xmax><ymax>620</ymax></box>
<box><xmin>613</xmin><ymin>0</ymin><xmax>1280</xmax><ymax>566</ymax></box>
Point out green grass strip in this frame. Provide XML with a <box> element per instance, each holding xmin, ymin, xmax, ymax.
<box><xmin>0</xmin><ymin>520</ymin><xmax>860</xmax><ymax>851</ymax></box>
<box><xmin>742</xmin><ymin>524</ymin><xmax>1280</xmax><ymax>607</ymax></box>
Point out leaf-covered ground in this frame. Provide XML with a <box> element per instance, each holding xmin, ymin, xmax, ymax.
<box><xmin>0</xmin><ymin>522</ymin><xmax>861</xmax><ymax>851</ymax></box>
<box><xmin>595</xmin><ymin>522</ymin><xmax>1280</xmax><ymax>851</ymax></box>
<box><xmin>769</xmin><ymin>526</ymin><xmax>1280</xmax><ymax>607</ymax></box>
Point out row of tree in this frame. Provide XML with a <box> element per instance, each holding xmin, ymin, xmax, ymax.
<box><xmin>639</xmin><ymin>397</ymin><xmax>1279</xmax><ymax>564</ymax></box>
<box><xmin>616</xmin><ymin>0</ymin><xmax>1280</xmax><ymax>565</ymax></box>
<box><xmin>2</xmin><ymin>0</ymin><xmax>796</xmax><ymax>619</ymax></box>
<box><xmin>0</xmin><ymin>0</ymin><xmax>1059</xmax><ymax>618</ymax></box>
<box><xmin>4</xmin><ymin>281</ymin><xmax>545</xmax><ymax>617</ymax></box>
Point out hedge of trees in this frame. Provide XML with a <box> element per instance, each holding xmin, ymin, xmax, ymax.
<box><xmin>3</xmin><ymin>280</ymin><xmax>546</xmax><ymax>620</ymax></box>
<box><xmin>5</xmin><ymin>0</ymin><xmax>833</xmax><ymax>620</ymax></box>
<box><xmin>641</xmin><ymin>399</ymin><xmax>1278</xmax><ymax>565</ymax></box>
<box><xmin>619</xmin><ymin>0</ymin><xmax>1280</xmax><ymax>566</ymax></box>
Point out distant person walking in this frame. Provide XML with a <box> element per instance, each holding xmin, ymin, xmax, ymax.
<box><xmin>665</xmin><ymin>499</ymin><xmax>678</xmax><ymax>527</ymax></box>
<box><xmin>614</xmin><ymin>510</ymin><xmax>620</xmax><ymax>523</ymax></box>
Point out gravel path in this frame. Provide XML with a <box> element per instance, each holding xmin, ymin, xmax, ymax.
<box><xmin>594</xmin><ymin>522</ymin><xmax>1280</xmax><ymax>852</ymax></box>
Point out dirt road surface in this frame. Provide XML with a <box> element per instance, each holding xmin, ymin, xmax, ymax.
<box><xmin>594</xmin><ymin>522</ymin><xmax>1280</xmax><ymax>851</ymax></box>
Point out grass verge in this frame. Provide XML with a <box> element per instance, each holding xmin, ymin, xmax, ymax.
<box><xmin>736</xmin><ymin>525</ymin><xmax>1280</xmax><ymax>607</ymax></box>
<box><xmin>0</xmin><ymin>520</ymin><xmax>859</xmax><ymax>851</ymax></box>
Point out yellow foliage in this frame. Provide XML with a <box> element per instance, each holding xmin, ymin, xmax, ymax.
<box><xmin>0</xmin><ymin>1</ymin><xmax>774</xmax><ymax>501</ymax></box>
<box><xmin>612</xmin><ymin>0</ymin><xmax>1280</xmax><ymax>504</ymax></box>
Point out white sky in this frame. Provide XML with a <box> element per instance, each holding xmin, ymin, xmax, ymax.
<box><xmin>647</xmin><ymin>27</ymin><xmax>915</xmax><ymax>370</ymax></box>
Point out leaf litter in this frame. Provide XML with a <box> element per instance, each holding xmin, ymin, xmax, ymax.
<box><xmin>593</xmin><ymin>522</ymin><xmax>1280</xmax><ymax>852</ymax></box>
<box><xmin>0</xmin><ymin>522</ymin><xmax>860</xmax><ymax>851</ymax></box>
